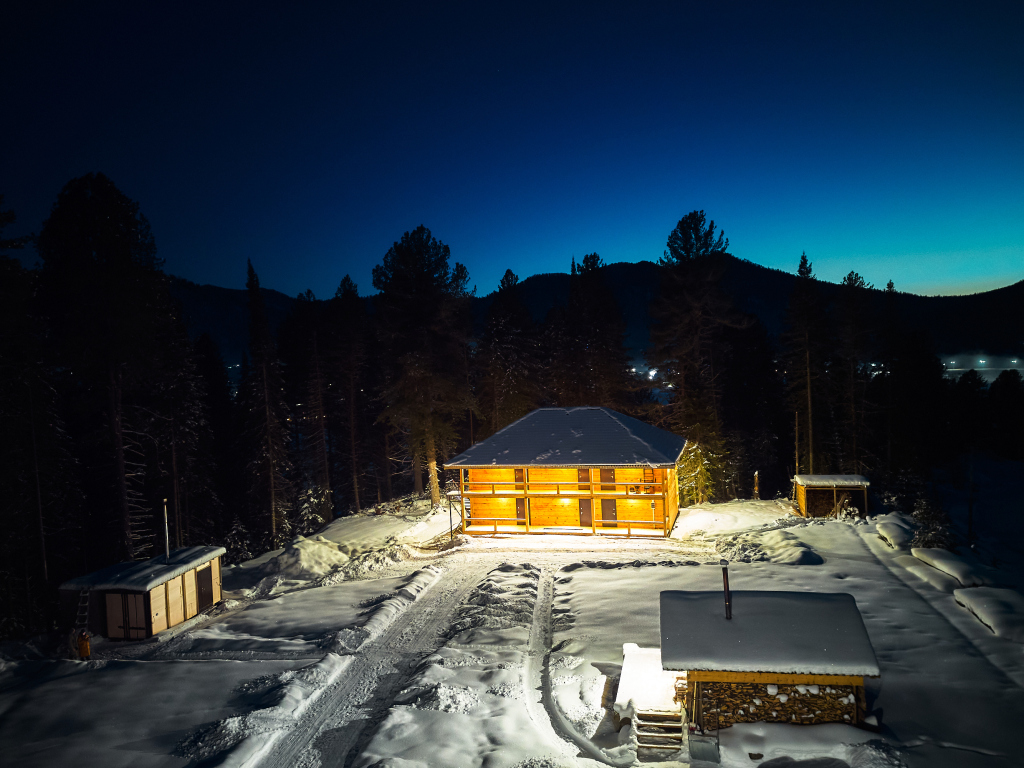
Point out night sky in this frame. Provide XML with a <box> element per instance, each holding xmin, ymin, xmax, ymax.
<box><xmin>3</xmin><ymin>1</ymin><xmax>1022</xmax><ymax>298</ymax></box>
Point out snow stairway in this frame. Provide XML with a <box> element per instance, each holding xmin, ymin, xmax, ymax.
<box><xmin>74</xmin><ymin>590</ymin><xmax>90</xmax><ymax>630</ymax></box>
<box><xmin>635</xmin><ymin>711</ymin><xmax>684</xmax><ymax>751</ymax></box>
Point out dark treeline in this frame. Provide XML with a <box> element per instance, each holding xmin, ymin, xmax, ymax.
<box><xmin>2</xmin><ymin>179</ymin><xmax>1023</xmax><ymax>639</ymax></box>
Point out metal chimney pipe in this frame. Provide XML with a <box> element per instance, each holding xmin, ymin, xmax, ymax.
<box><xmin>721</xmin><ymin>559</ymin><xmax>732</xmax><ymax>620</ymax></box>
<box><xmin>163</xmin><ymin>498</ymin><xmax>171</xmax><ymax>561</ymax></box>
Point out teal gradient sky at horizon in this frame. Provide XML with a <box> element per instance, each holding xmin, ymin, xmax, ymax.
<box><xmin>3</xmin><ymin>2</ymin><xmax>1021</xmax><ymax>298</ymax></box>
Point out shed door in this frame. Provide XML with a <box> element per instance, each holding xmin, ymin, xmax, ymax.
<box><xmin>516</xmin><ymin>497</ymin><xmax>526</xmax><ymax>523</ymax></box>
<box><xmin>106</xmin><ymin>593</ymin><xmax>147</xmax><ymax>639</ymax></box>
<box><xmin>579</xmin><ymin>498</ymin><xmax>592</xmax><ymax>527</ymax></box>
<box><xmin>106</xmin><ymin>593</ymin><xmax>124</xmax><ymax>639</ymax></box>
<box><xmin>197</xmin><ymin>564</ymin><xmax>214</xmax><ymax>611</ymax></box>
<box><xmin>601</xmin><ymin>499</ymin><xmax>618</xmax><ymax>528</ymax></box>
<box><xmin>166</xmin><ymin>576</ymin><xmax>184</xmax><ymax>627</ymax></box>
<box><xmin>212</xmin><ymin>557</ymin><xmax>222</xmax><ymax>603</ymax></box>
<box><xmin>183</xmin><ymin>570</ymin><xmax>198</xmax><ymax>619</ymax></box>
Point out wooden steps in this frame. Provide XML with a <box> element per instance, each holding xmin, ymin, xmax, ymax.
<box><xmin>635</xmin><ymin>711</ymin><xmax>684</xmax><ymax>751</ymax></box>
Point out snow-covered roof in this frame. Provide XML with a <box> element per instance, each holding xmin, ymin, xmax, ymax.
<box><xmin>660</xmin><ymin>591</ymin><xmax>880</xmax><ymax>677</ymax></box>
<box><xmin>59</xmin><ymin>546</ymin><xmax>226</xmax><ymax>593</ymax></box>
<box><xmin>446</xmin><ymin>407</ymin><xmax>686</xmax><ymax>467</ymax></box>
<box><xmin>615</xmin><ymin>643</ymin><xmax>682</xmax><ymax>718</ymax></box>
<box><xmin>793</xmin><ymin>475</ymin><xmax>870</xmax><ymax>488</ymax></box>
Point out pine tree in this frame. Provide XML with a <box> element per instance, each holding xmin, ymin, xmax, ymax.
<box><xmin>224</xmin><ymin>515</ymin><xmax>254</xmax><ymax>564</ymax></box>
<box><xmin>279</xmin><ymin>290</ymin><xmax>333</xmax><ymax>531</ymax></box>
<box><xmin>328</xmin><ymin>275</ymin><xmax>371</xmax><ymax>511</ymax></box>
<box><xmin>238</xmin><ymin>261</ymin><xmax>293</xmax><ymax>548</ymax></box>
<box><xmin>36</xmin><ymin>173</ymin><xmax>171</xmax><ymax>561</ymax></box>
<box><xmin>542</xmin><ymin>255</ymin><xmax>633</xmax><ymax>409</ymax></box>
<box><xmin>781</xmin><ymin>252</ymin><xmax>829</xmax><ymax>475</ymax></box>
<box><xmin>372</xmin><ymin>226</ymin><xmax>475</xmax><ymax>506</ymax></box>
<box><xmin>193</xmin><ymin>333</ymin><xmax>238</xmax><ymax>539</ymax></box>
<box><xmin>146</xmin><ymin>325</ymin><xmax>222</xmax><ymax>547</ymax></box>
<box><xmin>649</xmin><ymin>211</ymin><xmax>743</xmax><ymax>500</ymax></box>
<box><xmin>476</xmin><ymin>269</ymin><xmax>539</xmax><ymax>434</ymax></box>
<box><xmin>0</xmin><ymin>246</ymin><xmax>80</xmax><ymax>637</ymax></box>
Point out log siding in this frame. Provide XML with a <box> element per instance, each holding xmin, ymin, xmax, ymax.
<box><xmin>459</xmin><ymin>465</ymin><xmax>677</xmax><ymax>537</ymax></box>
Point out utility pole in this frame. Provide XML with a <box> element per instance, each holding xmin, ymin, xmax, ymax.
<box><xmin>162</xmin><ymin>498</ymin><xmax>171</xmax><ymax>561</ymax></box>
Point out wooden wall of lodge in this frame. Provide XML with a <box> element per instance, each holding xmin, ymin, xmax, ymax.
<box><xmin>105</xmin><ymin>556</ymin><xmax>222</xmax><ymax>639</ymax></box>
<box><xmin>461</xmin><ymin>467</ymin><xmax>679</xmax><ymax>533</ymax></box>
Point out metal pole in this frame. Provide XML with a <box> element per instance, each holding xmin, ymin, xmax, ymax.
<box><xmin>163</xmin><ymin>498</ymin><xmax>171</xmax><ymax>561</ymax></box>
<box><xmin>721</xmin><ymin>559</ymin><xmax>732</xmax><ymax>620</ymax></box>
<box><xmin>448</xmin><ymin>494</ymin><xmax>453</xmax><ymax>541</ymax></box>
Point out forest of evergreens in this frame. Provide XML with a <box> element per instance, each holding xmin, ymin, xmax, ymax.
<box><xmin>2</xmin><ymin>175</ymin><xmax>1023</xmax><ymax>640</ymax></box>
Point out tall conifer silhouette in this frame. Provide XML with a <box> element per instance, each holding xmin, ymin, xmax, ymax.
<box><xmin>238</xmin><ymin>261</ymin><xmax>293</xmax><ymax>546</ymax></box>
<box><xmin>372</xmin><ymin>226</ymin><xmax>475</xmax><ymax>506</ymax></box>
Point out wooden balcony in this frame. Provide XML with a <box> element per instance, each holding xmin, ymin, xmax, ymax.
<box><xmin>461</xmin><ymin>480</ymin><xmax>665</xmax><ymax>498</ymax></box>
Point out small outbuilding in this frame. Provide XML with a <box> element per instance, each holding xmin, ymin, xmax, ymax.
<box><xmin>59</xmin><ymin>546</ymin><xmax>225</xmax><ymax>640</ymax></box>
<box><xmin>792</xmin><ymin>475</ymin><xmax>870</xmax><ymax>517</ymax></box>
<box><xmin>660</xmin><ymin>590</ymin><xmax>880</xmax><ymax>731</ymax></box>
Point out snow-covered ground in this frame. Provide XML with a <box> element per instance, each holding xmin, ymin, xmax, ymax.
<box><xmin>670</xmin><ymin>499</ymin><xmax>795</xmax><ymax>539</ymax></box>
<box><xmin>2</xmin><ymin>493</ymin><xmax>1024</xmax><ymax>768</ymax></box>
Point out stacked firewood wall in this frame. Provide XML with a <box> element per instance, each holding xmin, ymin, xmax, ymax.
<box><xmin>676</xmin><ymin>679</ymin><xmax>858</xmax><ymax>728</ymax></box>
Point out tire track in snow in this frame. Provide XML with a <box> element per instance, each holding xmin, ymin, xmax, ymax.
<box><xmin>263</xmin><ymin>560</ymin><xmax>493</xmax><ymax>768</ymax></box>
<box><xmin>530</xmin><ymin>567</ymin><xmax>625</xmax><ymax>767</ymax></box>
<box><xmin>524</xmin><ymin>567</ymin><xmax>580</xmax><ymax>762</ymax></box>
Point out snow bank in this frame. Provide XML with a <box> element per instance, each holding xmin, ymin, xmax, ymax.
<box><xmin>181</xmin><ymin>568</ymin><xmax>440</xmax><ymax>657</ymax></box>
<box><xmin>893</xmin><ymin>555</ymin><xmax>962</xmax><ymax>593</ymax></box>
<box><xmin>395</xmin><ymin>502</ymin><xmax>460</xmax><ymax>545</ymax></box>
<box><xmin>876</xmin><ymin>521</ymin><xmax>912</xmax><ymax>550</ymax></box>
<box><xmin>912</xmin><ymin>548</ymin><xmax>990</xmax><ymax>587</ymax></box>
<box><xmin>182</xmin><ymin>653</ymin><xmax>352</xmax><ymax>767</ymax></box>
<box><xmin>356</xmin><ymin>567</ymin><xmax>442</xmax><ymax>644</ymax></box>
<box><xmin>551</xmin><ymin>671</ymin><xmax>606</xmax><ymax>739</ymax></box>
<box><xmin>319</xmin><ymin>505</ymin><xmax>424</xmax><ymax>547</ymax></box>
<box><xmin>671</xmin><ymin>499</ymin><xmax>793</xmax><ymax>539</ymax></box>
<box><xmin>269</xmin><ymin>535</ymin><xmax>352</xmax><ymax>580</ymax></box>
<box><xmin>954</xmin><ymin>588</ymin><xmax>1024</xmax><ymax>642</ymax></box>
<box><xmin>716</xmin><ymin>528</ymin><xmax>824</xmax><ymax>565</ymax></box>
<box><xmin>716</xmin><ymin>721</ymin><xmax>886</xmax><ymax>768</ymax></box>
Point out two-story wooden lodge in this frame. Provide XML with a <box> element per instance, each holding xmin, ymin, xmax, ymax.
<box><xmin>446</xmin><ymin>407</ymin><xmax>686</xmax><ymax>537</ymax></box>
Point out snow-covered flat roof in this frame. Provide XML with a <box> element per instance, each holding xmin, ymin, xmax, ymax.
<box><xmin>793</xmin><ymin>475</ymin><xmax>870</xmax><ymax>488</ymax></box>
<box><xmin>614</xmin><ymin>643</ymin><xmax>682</xmax><ymax>718</ymax></box>
<box><xmin>60</xmin><ymin>546</ymin><xmax>226</xmax><ymax>593</ymax></box>
<box><xmin>446</xmin><ymin>407</ymin><xmax>686</xmax><ymax>467</ymax></box>
<box><xmin>660</xmin><ymin>591</ymin><xmax>880</xmax><ymax>677</ymax></box>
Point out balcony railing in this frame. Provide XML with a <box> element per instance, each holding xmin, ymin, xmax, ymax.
<box><xmin>462</xmin><ymin>515</ymin><xmax>666</xmax><ymax>537</ymax></box>
<box><xmin>462</xmin><ymin>480</ymin><xmax>664</xmax><ymax>497</ymax></box>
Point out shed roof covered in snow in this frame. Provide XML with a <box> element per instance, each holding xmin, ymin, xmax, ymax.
<box><xmin>59</xmin><ymin>546</ymin><xmax>226</xmax><ymax>593</ymax></box>
<box><xmin>446</xmin><ymin>407</ymin><xmax>686</xmax><ymax>467</ymax></box>
<box><xmin>793</xmin><ymin>475</ymin><xmax>870</xmax><ymax>487</ymax></box>
<box><xmin>660</xmin><ymin>591</ymin><xmax>880</xmax><ymax>677</ymax></box>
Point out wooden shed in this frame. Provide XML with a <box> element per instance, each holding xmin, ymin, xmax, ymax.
<box><xmin>446</xmin><ymin>407</ymin><xmax>686</xmax><ymax>537</ymax></box>
<box><xmin>660</xmin><ymin>591</ymin><xmax>880</xmax><ymax>733</ymax></box>
<box><xmin>59</xmin><ymin>546</ymin><xmax>225</xmax><ymax>640</ymax></box>
<box><xmin>792</xmin><ymin>475</ymin><xmax>870</xmax><ymax>517</ymax></box>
